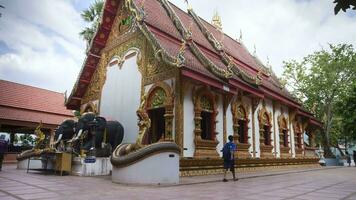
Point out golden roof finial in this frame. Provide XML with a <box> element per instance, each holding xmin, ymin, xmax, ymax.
<box><xmin>187</xmin><ymin>4</ymin><xmax>192</xmax><ymax>11</ymax></box>
<box><xmin>239</xmin><ymin>29</ymin><xmax>243</xmax><ymax>42</ymax></box>
<box><xmin>211</xmin><ymin>10</ymin><xmax>222</xmax><ymax>31</ymax></box>
<box><xmin>267</xmin><ymin>56</ymin><xmax>272</xmax><ymax>72</ymax></box>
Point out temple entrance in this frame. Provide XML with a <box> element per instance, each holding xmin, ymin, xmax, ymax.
<box><xmin>201</xmin><ymin>111</ymin><xmax>213</xmax><ymax>140</ymax></box>
<box><xmin>147</xmin><ymin>107</ymin><xmax>166</xmax><ymax>144</ymax></box>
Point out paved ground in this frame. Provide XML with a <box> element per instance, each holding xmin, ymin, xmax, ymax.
<box><xmin>0</xmin><ymin>164</ymin><xmax>356</xmax><ymax>200</ymax></box>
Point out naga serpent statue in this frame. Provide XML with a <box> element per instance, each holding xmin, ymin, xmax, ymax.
<box><xmin>111</xmin><ymin>94</ymin><xmax>180</xmax><ymax>167</ymax></box>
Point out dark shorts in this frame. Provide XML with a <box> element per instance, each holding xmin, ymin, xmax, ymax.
<box><xmin>223</xmin><ymin>160</ymin><xmax>235</xmax><ymax>171</ymax></box>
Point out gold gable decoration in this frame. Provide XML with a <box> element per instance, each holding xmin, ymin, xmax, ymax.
<box><xmin>81</xmin><ymin>33</ymin><xmax>145</xmax><ymax>105</ymax></box>
<box><xmin>148</xmin><ymin>88</ymin><xmax>167</xmax><ymax>108</ymax></box>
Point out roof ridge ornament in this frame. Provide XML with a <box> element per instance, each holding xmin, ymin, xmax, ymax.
<box><xmin>184</xmin><ymin>0</ymin><xmax>192</xmax><ymax>11</ymax></box>
<box><xmin>188</xmin><ymin>8</ymin><xmax>261</xmax><ymax>86</ymax></box>
<box><xmin>176</xmin><ymin>40</ymin><xmax>186</xmax><ymax>67</ymax></box>
<box><xmin>211</xmin><ymin>10</ymin><xmax>222</xmax><ymax>31</ymax></box>
<box><xmin>253</xmin><ymin>44</ymin><xmax>257</xmax><ymax>57</ymax></box>
<box><xmin>239</xmin><ymin>29</ymin><xmax>243</xmax><ymax>42</ymax></box>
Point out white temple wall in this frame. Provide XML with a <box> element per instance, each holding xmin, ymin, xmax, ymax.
<box><xmin>216</xmin><ymin>94</ymin><xmax>224</xmax><ymax>157</ymax></box>
<box><xmin>253</xmin><ymin>101</ymin><xmax>262</xmax><ymax>158</ymax></box>
<box><xmin>226</xmin><ymin>103</ymin><xmax>233</xmax><ymax>140</ymax></box>
<box><xmin>183</xmin><ymin>84</ymin><xmax>195</xmax><ymax>157</ymax></box>
<box><xmin>99</xmin><ymin>53</ymin><xmax>141</xmax><ymax>144</ymax></box>
<box><xmin>242</xmin><ymin>96</ymin><xmax>253</xmax><ymax>157</ymax></box>
<box><xmin>274</xmin><ymin>104</ymin><xmax>282</xmax><ymax>158</ymax></box>
<box><xmin>281</xmin><ymin>105</ymin><xmax>293</xmax><ymax>157</ymax></box>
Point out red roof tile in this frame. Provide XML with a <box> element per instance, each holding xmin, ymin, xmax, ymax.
<box><xmin>0</xmin><ymin>80</ymin><xmax>73</xmax><ymax>125</ymax></box>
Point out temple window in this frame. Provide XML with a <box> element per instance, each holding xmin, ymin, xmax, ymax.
<box><xmin>201</xmin><ymin>111</ymin><xmax>213</xmax><ymax>140</ymax></box>
<box><xmin>231</xmin><ymin>97</ymin><xmax>250</xmax><ymax>145</ymax></box>
<box><xmin>259</xmin><ymin>111</ymin><xmax>272</xmax><ymax>146</ymax></box>
<box><xmin>145</xmin><ymin>83</ymin><xmax>174</xmax><ymax>144</ymax></box>
<box><xmin>147</xmin><ymin>107</ymin><xmax>165</xmax><ymax>143</ymax></box>
<box><xmin>238</xmin><ymin>119</ymin><xmax>246</xmax><ymax>143</ymax></box>
<box><xmin>297</xmin><ymin>132</ymin><xmax>302</xmax><ymax>148</ymax></box>
<box><xmin>295</xmin><ymin>123</ymin><xmax>302</xmax><ymax>149</ymax></box>
<box><xmin>193</xmin><ymin>87</ymin><xmax>219</xmax><ymax>158</ymax></box>
<box><xmin>263</xmin><ymin>124</ymin><xmax>271</xmax><ymax>145</ymax></box>
<box><xmin>278</xmin><ymin>115</ymin><xmax>289</xmax><ymax>149</ymax></box>
<box><xmin>282</xmin><ymin>129</ymin><xmax>288</xmax><ymax>147</ymax></box>
<box><xmin>200</xmin><ymin>95</ymin><xmax>214</xmax><ymax>140</ymax></box>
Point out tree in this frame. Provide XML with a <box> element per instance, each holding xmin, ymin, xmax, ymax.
<box><xmin>337</xmin><ymin>83</ymin><xmax>356</xmax><ymax>145</ymax></box>
<box><xmin>79</xmin><ymin>0</ymin><xmax>104</xmax><ymax>45</ymax></box>
<box><xmin>282</xmin><ymin>44</ymin><xmax>356</xmax><ymax>157</ymax></box>
<box><xmin>19</xmin><ymin>134</ymin><xmax>35</xmax><ymax>147</ymax></box>
<box><xmin>334</xmin><ymin>0</ymin><xmax>356</xmax><ymax>15</ymax></box>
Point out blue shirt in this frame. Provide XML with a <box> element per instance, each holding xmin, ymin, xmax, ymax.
<box><xmin>224</xmin><ymin>141</ymin><xmax>237</xmax><ymax>160</ymax></box>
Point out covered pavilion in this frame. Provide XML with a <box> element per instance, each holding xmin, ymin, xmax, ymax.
<box><xmin>0</xmin><ymin>79</ymin><xmax>73</xmax><ymax>163</ymax></box>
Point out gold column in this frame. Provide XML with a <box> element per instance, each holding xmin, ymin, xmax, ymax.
<box><xmin>174</xmin><ymin>72</ymin><xmax>184</xmax><ymax>155</ymax></box>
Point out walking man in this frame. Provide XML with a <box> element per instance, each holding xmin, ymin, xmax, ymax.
<box><xmin>222</xmin><ymin>135</ymin><xmax>237</xmax><ymax>182</ymax></box>
<box><xmin>353</xmin><ymin>151</ymin><xmax>356</xmax><ymax>167</ymax></box>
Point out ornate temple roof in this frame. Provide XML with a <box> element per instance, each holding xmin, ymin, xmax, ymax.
<box><xmin>0</xmin><ymin>80</ymin><xmax>73</xmax><ymax>126</ymax></box>
<box><xmin>66</xmin><ymin>0</ymin><xmax>321</xmax><ymax>125</ymax></box>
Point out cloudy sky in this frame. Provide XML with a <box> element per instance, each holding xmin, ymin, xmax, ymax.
<box><xmin>0</xmin><ymin>0</ymin><xmax>355</xmax><ymax>94</ymax></box>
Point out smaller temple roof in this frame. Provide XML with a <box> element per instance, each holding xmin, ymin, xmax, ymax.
<box><xmin>0</xmin><ymin>80</ymin><xmax>73</xmax><ymax>126</ymax></box>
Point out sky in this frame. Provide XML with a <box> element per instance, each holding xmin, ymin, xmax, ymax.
<box><xmin>0</xmin><ymin>0</ymin><xmax>355</xmax><ymax>94</ymax></box>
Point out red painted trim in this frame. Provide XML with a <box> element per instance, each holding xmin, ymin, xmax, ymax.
<box><xmin>228</xmin><ymin>79</ymin><xmax>264</xmax><ymax>98</ymax></box>
<box><xmin>309</xmin><ymin>118</ymin><xmax>323</xmax><ymax>127</ymax></box>
<box><xmin>296</xmin><ymin>109</ymin><xmax>313</xmax><ymax>118</ymax></box>
<box><xmin>181</xmin><ymin>69</ymin><xmax>224</xmax><ymax>90</ymax></box>
<box><xmin>260</xmin><ymin>87</ymin><xmax>300</xmax><ymax>108</ymax></box>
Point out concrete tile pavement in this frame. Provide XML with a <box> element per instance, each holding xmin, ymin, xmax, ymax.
<box><xmin>0</xmin><ymin>164</ymin><xmax>355</xmax><ymax>200</ymax></box>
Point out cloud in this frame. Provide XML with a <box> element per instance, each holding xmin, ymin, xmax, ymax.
<box><xmin>0</xmin><ymin>0</ymin><xmax>355</xmax><ymax>95</ymax></box>
<box><xmin>0</xmin><ymin>0</ymin><xmax>86</xmax><ymax>93</ymax></box>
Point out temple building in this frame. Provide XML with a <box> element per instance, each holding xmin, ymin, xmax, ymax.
<box><xmin>66</xmin><ymin>0</ymin><xmax>322</xmax><ymax>175</ymax></box>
